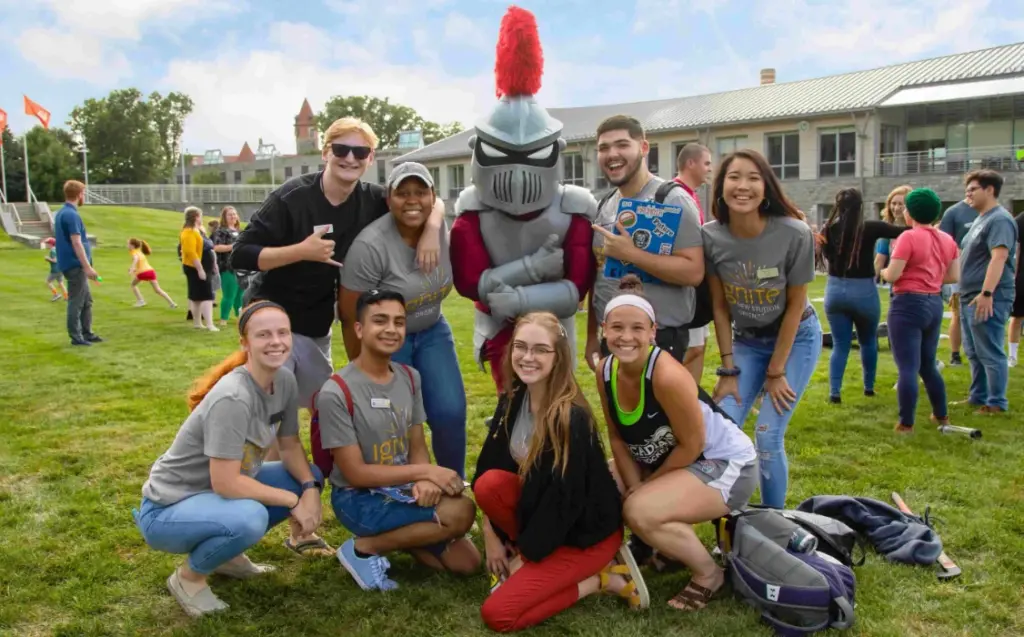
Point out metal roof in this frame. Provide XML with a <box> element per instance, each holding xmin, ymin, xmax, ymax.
<box><xmin>396</xmin><ymin>41</ymin><xmax>1024</xmax><ymax>164</ymax></box>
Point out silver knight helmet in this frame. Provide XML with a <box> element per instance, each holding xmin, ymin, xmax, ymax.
<box><xmin>468</xmin><ymin>6</ymin><xmax>565</xmax><ymax>217</ymax></box>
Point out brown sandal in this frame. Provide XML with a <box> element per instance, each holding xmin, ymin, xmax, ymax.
<box><xmin>668</xmin><ymin>580</ymin><xmax>719</xmax><ymax>611</ymax></box>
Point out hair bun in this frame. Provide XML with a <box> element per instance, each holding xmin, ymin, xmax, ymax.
<box><xmin>618</xmin><ymin>274</ymin><xmax>644</xmax><ymax>294</ymax></box>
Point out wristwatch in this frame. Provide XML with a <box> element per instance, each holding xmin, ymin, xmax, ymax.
<box><xmin>982</xmin><ymin>290</ymin><xmax>993</xmax><ymax>298</ymax></box>
<box><xmin>301</xmin><ymin>479</ymin><xmax>323</xmax><ymax>493</ymax></box>
<box><xmin>716</xmin><ymin>366</ymin><xmax>741</xmax><ymax>377</ymax></box>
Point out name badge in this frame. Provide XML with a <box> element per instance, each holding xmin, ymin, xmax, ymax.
<box><xmin>314</xmin><ymin>224</ymin><xmax>334</xmax><ymax>234</ymax></box>
<box><xmin>757</xmin><ymin>267</ymin><xmax>780</xmax><ymax>279</ymax></box>
<box><xmin>370</xmin><ymin>398</ymin><xmax>391</xmax><ymax>409</ymax></box>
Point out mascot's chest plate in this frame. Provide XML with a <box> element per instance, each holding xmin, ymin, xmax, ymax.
<box><xmin>479</xmin><ymin>200</ymin><xmax>571</xmax><ymax>265</ymax></box>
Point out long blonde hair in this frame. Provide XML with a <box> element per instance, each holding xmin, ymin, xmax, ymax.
<box><xmin>500</xmin><ymin>312</ymin><xmax>596</xmax><ymax>477</ymax></box>
<box><xmin>882</xmin><ymin>185</ymin><xmax>912</xmax><ymax>224</ymax></box>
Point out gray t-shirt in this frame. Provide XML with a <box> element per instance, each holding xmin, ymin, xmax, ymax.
<box><xmin>142</xmin><ymin>366</ymin><xmax>300</xmax><ymax>505</ymax></box>
<box><xmin>509</xmin><ymin>394</ymin><xmax>535</xmax><ymax>463</ymax></box>
<box><xmin>342</xmin><ymin>215</ymin><xmax>453</xmax><ymax>333</ymax></box>
<box><xmin>593</xmin><ymin>177</ymin><xmax>703</xmax><ymax>327</ymax></box>
<box><xmin>702</xmin><ymin>216</ymin><xmax>816</xmax><ymax>330</ymax></box>
<box><xmin>959</xmin><ymin>205</ymin><xmax>1019</xmax><ymax>304</ymax></box>
<box><xmin>938</xmin><ymin>201</ymin><xmax>978</xmax><ymax>248</ymax></box>
<box><xmin>315</xmin><ymin>362</ymin><xmax>426</xmax><ymax>489</ymax></box>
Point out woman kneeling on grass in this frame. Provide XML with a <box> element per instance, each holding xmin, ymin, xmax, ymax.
<box><xmin>134</xmin><ymin>301</ymin><xmax>327</xmax><ymax>618</ymax></box>
<box><xmin>472</xmin><ymin>312</ymin><xmax>648</xmax><ymax>633</ymax></box>
<box><xmin>596</xmin><ymin>276</ymin><xmax>758</xmax><ymax>612</ymax></box>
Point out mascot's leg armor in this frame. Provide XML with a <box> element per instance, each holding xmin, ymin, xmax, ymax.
<box><xmin>448</xmin><ymin>6</ymin><xmax>599</xmax><ymax>396</ymax></box>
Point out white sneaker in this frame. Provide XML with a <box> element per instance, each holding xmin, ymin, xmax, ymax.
<box><xmin>1010</xmin><ymin>356</ymin><xmax>1018</xmax><ymax>368</ymax></box>
<box><xmin>207</xmin><ymin>325</ymin><xmax>220</xmax><ymax>332</ymax></box>
<box><xmin>134</xmin><ymin>300</ymin><xmax>147</xmax><ymax>307</ymax></box>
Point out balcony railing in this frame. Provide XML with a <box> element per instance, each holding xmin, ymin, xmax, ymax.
<box><xmin>87</xmin><ymin>184</ymin><xmax>275</xmax><ymax>205</ymax></box>
<box><xmin>878</xmin><ymin>145</ymin><xmax>1024</xmax><ymax>177</ymax></box>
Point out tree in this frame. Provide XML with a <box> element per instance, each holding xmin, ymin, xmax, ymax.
<box><xmin>68</xmin><ymin>88</ymin><xmax>193</xmax><ymax>184</ymax></box>
<box><xmin>1</xmin><ymin>128</ymin><xmax>26</xmax><ymax>202</ymax></box>
<box><xmin>24</xmin><ymin>127</ymin><xmax>81</xmax><ymax>202</ymax></box>
<box><xmin>192</xmin><ymin>170</ymin><xmax>225</xmax><ymax>185</ymax></box>
<box><xmin>421</xmin><ymin>120</ymin><xmax>464</xmax><ymax>146</ymax></box>
<box><xmin>246</xmin><ymin>172</ymin><xmax>273</xmax><ymax>185</ymax></box>
<box><xmin>316</xmin><ymin>96</ymin><xmax>463</xmax><ymax>148</ymax></box>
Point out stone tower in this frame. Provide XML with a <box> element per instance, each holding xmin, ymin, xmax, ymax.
<box><xmin>294</xmin><ymin>99</ymin><xmax>319</xmax><ymax>154</ymax></box>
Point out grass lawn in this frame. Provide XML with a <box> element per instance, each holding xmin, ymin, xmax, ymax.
<box><xmin>1</xmin><ymin>205</ymin><xmax>1022</xmax><ymax>637</ymax></box>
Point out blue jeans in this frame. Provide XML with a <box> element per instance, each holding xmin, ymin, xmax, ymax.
<box><xmin>392</xmin><ymin>315</ymin><xmax>468</xmax><ymax>478</ymax></box>
<box><xmin>888</xmin><ymin>294</ymin><xmax>947</xmax><ymax>426</ymax></box>
<box><xmin>960</xmin><ymin>299</ymin><xmax>1011</xmax><ymax>411</ymax></box>
<box><xmin>824</xmin><ymin>276</ymin><xmax>881</xmax><ymax>396</ymax></box>
<box><xmin>133</xmin><ymin>462</ymin><xmax>322</xmax><ymax>574</ymax></box>
<box><xmin>719</xmin><ymin>312</ymin><xmax>822</xmax><ymax>509</ymax></box>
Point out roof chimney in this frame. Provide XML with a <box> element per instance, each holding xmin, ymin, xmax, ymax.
<box><xmin>760</xmin><ymin>68</ymin><xmax>776</xmax><ymax>85</ymax></box>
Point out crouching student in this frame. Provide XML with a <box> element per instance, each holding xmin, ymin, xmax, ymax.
<box><xmin>472</xmin><ymin>312</ymin><xmax>648</xmax><ymax>633</ymax></box>
<box><xmin>595</xmin><ymin>277</ymin><xmax>758</xmax><ymax>612</ymax></box>
<box><xmin>316</xmin><ymin>289</ymin><xmax>480</xmax><ymax>591</ymax></box>
<box><xmin>135</xmin><ymin>301</ymin><xmax>327</xmax><ymax>618</ymax></box>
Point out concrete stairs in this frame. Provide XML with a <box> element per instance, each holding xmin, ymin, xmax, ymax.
<box><xmin>0</xmin><ymin>202</ymin><xmax>96</xmax><ymax>249</ymax></box>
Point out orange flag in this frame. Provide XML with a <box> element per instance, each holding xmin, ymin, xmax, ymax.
<box><xmin>23</xmin><ymin>95</ymin><xmax>51</xmax><ymax>129</ymax></box>
<box><xmin>0</xmin><ymin>108</ymin><xmax>6</xmax><ymax>146</ymax></box>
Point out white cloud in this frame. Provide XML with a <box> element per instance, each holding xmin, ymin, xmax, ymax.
<box><xmin>14</xmin><ymin>27</ymin><xmax>132</xmax><ymax>84</ymax></box>
<box><xmin>325</xmin><ymin>0</ymin><xmax>453</xmax><ymax>17</ymax></box>
<box><xmin>443</xmin><ymin>12</ymin><xmax>491</xmax><ymax>52</ymax></box>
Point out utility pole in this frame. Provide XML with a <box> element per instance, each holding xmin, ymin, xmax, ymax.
<box><xmin>180</xmin><ymin>142</ymin><xmax>186</xmax><ymax>202</ymax></box>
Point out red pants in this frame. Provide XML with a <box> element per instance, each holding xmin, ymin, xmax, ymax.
<box><xmin>474</xmin><ymin>470</ymin><xmax>623</xmax><ymax>633</ymax></box>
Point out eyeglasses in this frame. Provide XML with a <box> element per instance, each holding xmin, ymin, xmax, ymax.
<box><xmin>512</xmin><ymin>342</ymin><xmax>555</xmax><ymax>357</ymax></box>
<box><xmin>331</xmin><ymin>143</ymin><xmax>372</xmax><ymax>160</ymax></box>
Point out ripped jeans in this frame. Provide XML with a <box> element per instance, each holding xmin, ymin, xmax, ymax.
<box><xmin>717</xmin><ymin>312</ymin><xmax>822</xmax><ymax>509</ymax></box>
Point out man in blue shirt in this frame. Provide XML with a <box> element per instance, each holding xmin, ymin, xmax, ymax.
<box><xmin>54</xmin><ymin>180</ymin><xmax>103</xmax><ymax>346</ymax></box>
<box><xmin>938</xmin><ymin>199</ymin><xmax>978</xmax><ymax>366</ymax></box>
<box><xmin>956</xmin><ymin>170</ymin><xmax>1017</xmax><ymax>414</ymax></box>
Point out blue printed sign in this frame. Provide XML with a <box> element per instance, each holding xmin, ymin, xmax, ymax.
<box><xmin>602</xmin><ymin>197</ymin><xmax>682</xmax><ymax>284</ymax></box>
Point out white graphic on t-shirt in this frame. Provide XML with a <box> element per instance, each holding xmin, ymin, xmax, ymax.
<box><xmin>628</xmin><ymin>425</ymin><xmax>677</xmax><ymax>466</ymax></box>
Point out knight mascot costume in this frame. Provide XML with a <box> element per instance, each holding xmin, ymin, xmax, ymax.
<box><xmin>450</xmin><ymin>5</ymin><xmax>598</xmax><ymax>393</ymax></box>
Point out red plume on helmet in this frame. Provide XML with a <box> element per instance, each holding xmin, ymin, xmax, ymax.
<box><xmin>494</xmin><ymin>6</ymin><xmax>544</xmax><ymax>99</ymax></box>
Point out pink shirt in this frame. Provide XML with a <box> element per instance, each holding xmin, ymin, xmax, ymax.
<box><xmin>890</xmin><ymin>226</ymin><xmax>958</xmax><ymax>294</ymax></box>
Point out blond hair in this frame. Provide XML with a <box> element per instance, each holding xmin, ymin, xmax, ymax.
<box><xmin>882</xmin><ymin>185</ymin><xmax>912</xmax><ymax>224</ymax></box>
<box><xmin>322</xmin><ymin>117</ymin><xmax>379</xmax><ymax>151</ymax></box>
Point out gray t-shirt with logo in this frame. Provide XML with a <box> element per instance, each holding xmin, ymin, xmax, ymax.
<box><xmin>142</xmin><ymin>366</ymin><xmax>300</xmax><ymax>505</ymax></box>
<box><xmin>959</xmin><ymin>205</ymin><xmax>1018</xmax><ymax>304</ymax></box>
<box><xmin>342</xmin><ymin>215</ymin><xmax>453</xmax><ymax>334</ymax></box>
<box><xmin>592</xmin><ymin>177</ymin><xmax>703</xmax><ymax>327</ymax></box>
<box><xmin>702</xmin><ymin>216</ymin><xmax>815</xmax><ymax>330</ymax></box>
<box><xmin>315</xmin><ymin>362</ymin><xmax>426</xmax><ymax>489</ymax></box>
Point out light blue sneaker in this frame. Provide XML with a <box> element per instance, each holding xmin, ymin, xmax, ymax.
<box><xmin>337</xmin><ymin>538</ymin><xmax>398</xmax><ymax>591</ymax></box>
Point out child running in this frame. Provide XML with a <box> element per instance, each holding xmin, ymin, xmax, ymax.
<box><xmin>44</xmin><ymin>237</ymin><xmax>67</xmax><ymax>301</ymax></box>
<box><xmin>127</xmin><ymin>238</ymin><xmax>177</xmax><ymax>308</ymax></box>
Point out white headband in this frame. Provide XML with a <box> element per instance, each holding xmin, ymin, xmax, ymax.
<box><xmin>604</xmin><ymin>294</ymin><xmax>656</xmax><ymax>323</ymax></box>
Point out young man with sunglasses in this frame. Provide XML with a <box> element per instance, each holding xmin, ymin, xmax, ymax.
<box><xmin>231</xmin><ymin>119</ymin><xmax>446</xmax><ymax>557</ymax></box>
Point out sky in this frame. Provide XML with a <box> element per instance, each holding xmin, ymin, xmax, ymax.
<box><xmin>2</xmin><ymin>0</ymin><xmax>1023</xmax><ymax>156</ymax></box>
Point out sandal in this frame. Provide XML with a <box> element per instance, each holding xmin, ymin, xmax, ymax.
<box><xmin>283</xmin><ymin>535</ymin><xmax>335</xmax><ymax>557</ymax></box>
<box><xmin>668</xmin><ymin>579</ymin><xmax>720</xmax><ymax>611</ymax></box>
<box><xmin>599</xmin><ymin>545</ymin><xmax>650</xmax><ymax>610</ymax></box>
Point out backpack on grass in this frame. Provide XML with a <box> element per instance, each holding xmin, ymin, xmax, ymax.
<box><xmin>597</xmin><ymin>181</ymin><xmax>712</xmax><ymax>329</ymax></box>
<box><xmin>716</xmin><ymin>508</ymin><xmax>857</xmax><ymax>635</ymax></box>
<box><xmin>309</xmin><ymin>363</ymin><xmax>417</xmax><ymax>479</ymax></box>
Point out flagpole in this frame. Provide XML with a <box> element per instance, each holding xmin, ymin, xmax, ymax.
<box><xmin>1</xmin><ymin>144</ymin><xmax>7</xmax><ymax>203</ymax></box>
<box><xmin>23</xmin><ymin>134</ymin><xmax>32</xmax><ymax>203</ymax></box>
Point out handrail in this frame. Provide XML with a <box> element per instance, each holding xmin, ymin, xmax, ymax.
<box><xmin>878</xmin><ymin>144</ymin><xmax>1023</xmax><ymax>177</ymax></box>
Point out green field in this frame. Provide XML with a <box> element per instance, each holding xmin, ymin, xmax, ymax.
<box><xmin>1</xmin><ymin>206</ymin><xmax>1021</xmax><ymax>636</ymax></box>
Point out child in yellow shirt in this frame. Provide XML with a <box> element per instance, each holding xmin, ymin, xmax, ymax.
<box><xmin>128</xmin><ymin>238</ymin><xmax>178</xmax><ymax>309</ymax></box>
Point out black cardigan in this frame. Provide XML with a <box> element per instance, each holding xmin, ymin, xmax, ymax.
<box><xmin>471</xmin><ymin>388</ymin><xmax>623</xmax><ymax>563</ymax></box>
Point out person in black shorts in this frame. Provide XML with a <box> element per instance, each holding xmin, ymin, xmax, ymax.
<box><xmin>1009</xmin><ymin>211</ymin><xmax>1024</xmax><ymax>368</ymax></box>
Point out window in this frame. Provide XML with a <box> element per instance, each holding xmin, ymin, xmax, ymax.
<box><xmin>672</xmin><ymin>140</ymin><xmax>699</xmax><ymax>171</ymax></box>
<box><xmin>219</xmin><ymin>172</ymin><xmax>227</xmax><ymax>183</ymax></box>
<box><xmin>284</xmin><ymin>166</ymin><xmax>293</xmax><ymax>179</ymax></box>
<box><xmin>233</xmin><ymin>171</ymin><xmax>242</xmax><ymax>183</ymax></box>
<box><xmin>447</xmin><ymin>164</ymin><xmax>465</xmax><ymax>200</ymax></box>
<box><xmin>594</xmin><ymin>150</ymin><xmax>610</xmax><ymax>191</ymax></box>
<box><xmin>819</xmin><ymin>129</ymin><xmax>856</xmax><ymax>177</ymax></box>
<box><xmin>428</xmin><ymin>167</ymin><xmax>440</xmax><ymax>188</ymax></box>
<box><xmin>563</xmin><ymin>153</ymin><xmax>584</xmax><ymax>186</ymax></box>
<box><xmin>647</xmin><ymin>144</ymin><xmax>660</xmax><ymax>176</ymax></box>
<box><xmin>716</xmin><ymin>136</ymin><xmax>748</xmax><ymax>158</ymax></box>
<box><xmin>765</xmin><ymin>132</ymin><xmax>799</xmax><ymax>179</ymax></box>
<box><xmin>301</xmin><ymin>165</ymin><xmax>310</xmax><ymax>174</ymax></box>
<box><xmin>377</xmin><ymin>159</ymin><xmax>386</xmax><ymax>184</ymax></box>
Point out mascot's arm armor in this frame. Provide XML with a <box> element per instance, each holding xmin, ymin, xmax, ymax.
<box><xmin>450</xmin><ymin>211</ymin><xmax>491</xmax><ymax>303</ymax></box>
<box><xmin>504</xmin><ymin>280</ymin><xmax>579</xmax><ymax>320</ymax></box>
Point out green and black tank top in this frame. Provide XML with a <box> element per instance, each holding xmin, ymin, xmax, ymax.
<box><xmin>602</xmin><ymin>345</ymin><xmax>680</xmax><ymax>471</ymax></box>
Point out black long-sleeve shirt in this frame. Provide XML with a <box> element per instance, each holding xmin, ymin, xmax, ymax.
<box><xmin>230</xmin><ymin>173</ymin><xmax>388</xmax><ymax>338</ymax></box>
<box><xmin>823</xmin><ymin>220</ymin><xmax>908</xmax><ymax>279</ymax></box>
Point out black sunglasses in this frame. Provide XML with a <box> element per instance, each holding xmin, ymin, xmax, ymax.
<box><xmin>331</xmin><ymin>143</ymin><xmax>372</xmax><ymax>160</ymax></box>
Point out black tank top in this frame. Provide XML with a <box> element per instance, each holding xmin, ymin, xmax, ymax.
<box><xmin>602</xmin><ymin>346</ymin><xmax>678</xmax><ymax>471</ymax></box>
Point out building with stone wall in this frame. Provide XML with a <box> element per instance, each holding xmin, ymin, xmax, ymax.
<box><xmin>395</xmin><ymin>42</ymin><xmax>1024</xmax><ymax>222</ymax></box>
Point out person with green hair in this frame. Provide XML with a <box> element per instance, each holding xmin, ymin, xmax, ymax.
<box><xmin>881</xmin><ymin>188</ymin><xmax>961</xmax><ymax>434</ymax></box>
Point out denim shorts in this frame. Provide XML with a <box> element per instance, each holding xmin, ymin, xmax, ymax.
<box><xmin>331</xmin><ymin>487</ymin><xmax>438</xmax><ymax>537</ymax></box>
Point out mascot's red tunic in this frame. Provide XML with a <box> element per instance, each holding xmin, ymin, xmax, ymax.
<box><xmin>450</xmin><ymin>6</ymin><xmax>598</xmax><ymax>392</ymax></box>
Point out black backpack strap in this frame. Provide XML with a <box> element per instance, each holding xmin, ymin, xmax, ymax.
<box><xmin>597</xmin><ymin>188</ymin><xmax>617</xmax><ymax>214</ymax></box>
<box><xmin>653</xmin><ymin>179</ymin><xmax>683</xmax><ymax>203</ymax></box>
